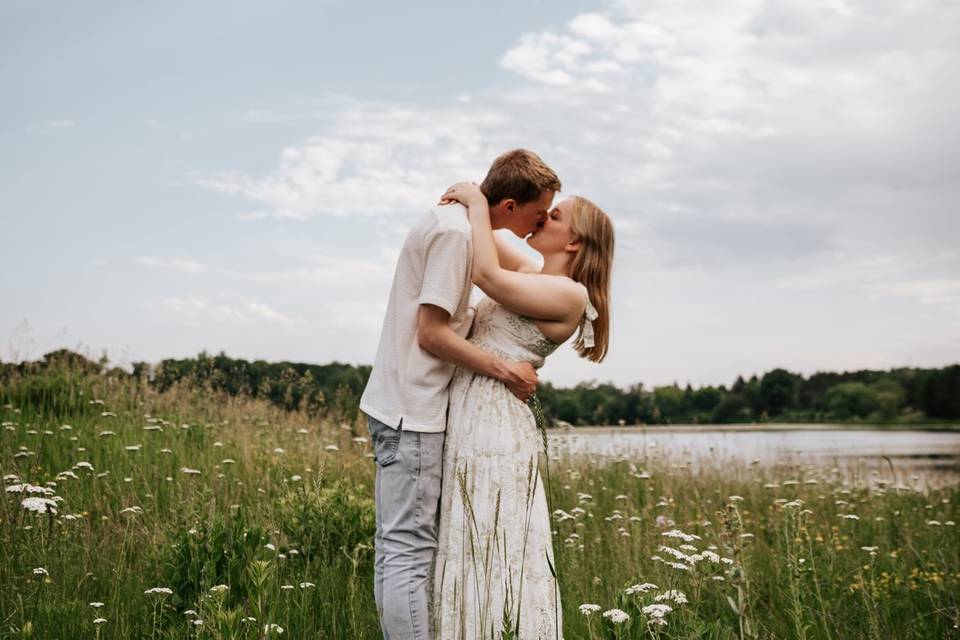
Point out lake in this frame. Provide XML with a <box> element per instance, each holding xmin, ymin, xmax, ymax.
<box><xmin>546</xmin><ymin>425</ymin><xmax>960</xmax><ymax>487</ymax></box>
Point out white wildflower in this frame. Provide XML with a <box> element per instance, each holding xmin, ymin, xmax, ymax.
<box><xmin>22</xmin><ymin>497</ymin><xmax>58</xmax><ymax>514</ymax></box>
<box><xmin>659</xmin><ymin>546</ymin><xmax>689</xmax><ymax>561</ymax></box>
<box><xmin>602</xmin><ymin>608</ymin><xmax>630</xmax><ymax>624</ymax></box>
<box><xmin>655</xmin><ymin>590</ymin><xmax>688</xmax><ymax>604</ymax></box>
<box><xmin>625</xmin><ymin>582</ymin><xmax>658</xmax><ymax>595</ymax></box>
<box><xmin>642</xmin><ymin>603</ymin><xmax>673</xmax><ymax>618</ymax></box>
<box><xmin>662</xmin><ymin>529</ymin><xmax>701</xmax><ymax>542</ymax></box>
<box><xmin>144</xmin><ymin>587</ymin><xmax>173</xmax><ymax>596</ymax></box>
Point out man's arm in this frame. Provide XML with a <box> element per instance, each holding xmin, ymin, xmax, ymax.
<box><xmin>417</xmin><ymin>304</ymin><xmax>537</xmax><ymax>401</ymax></box>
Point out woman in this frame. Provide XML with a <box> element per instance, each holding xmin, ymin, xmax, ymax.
<box><xmin>432</xmin><ymin>182</ymin><xmax>614</xmax><ymax>639</ymax></box>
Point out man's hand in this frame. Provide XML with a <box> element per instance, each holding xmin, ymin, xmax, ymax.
<box><xmin>499</xmin><ymin>361</ymin><xmax>538</xmax><ymax>402</ymax></box>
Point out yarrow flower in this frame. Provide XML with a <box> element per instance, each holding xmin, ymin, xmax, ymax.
<box><xmin>144</xmin><ymin>587</ymin><xmax>173</xmax><ymax>596</ymax></box>
<box><xmin>209</xmin><ymin>584</ymin><xmax>229</xmax><ymax>594</ymax></box>
<box><xmin>93</xmin><ymin>618</ymin><xmax>107</xmax><ymax>625</ymax></box>
<box><xmin>22</xmin><ymin>497</ymin><xmax>58</xmax><ymax>514</ymax></box>
<box><xmin>602</xmin><ymin>608</ymin><xmax>630</xmax><ymax>624</ymax></box>
<box><xmin>625</xmin><ymin>582</ymin><xmax>658</xmax><ymax>595</ymax></box>
<box><xmin>263</xmin><ymin>623</ymin><xmax>284</xmax><ymax>635</ymax></box>
<box><xmin>661</xmin><ymin>529</ymin><xmax>701</xmax><ymax>542</ymax></box>
<box><xmin>655</xmin><ymin>590</ymin><xmax>688</xmax><ymax>605</ymax></box>
<box><xmin>642</xmin><ymin>603</ymin><xmax>673</xmax><ymax>618</ymax></box>
<box><xmin>578</xmin><ymin>603</ymin><xmax>601</xmax><ymax>616</ymax></box>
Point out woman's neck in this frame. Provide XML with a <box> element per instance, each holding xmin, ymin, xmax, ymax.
<box><xmin>540</xmin><ymin>252</ymin><xmax>572</xmax><ymax>277</ymax></box>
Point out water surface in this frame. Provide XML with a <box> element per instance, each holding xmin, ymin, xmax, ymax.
<box><xmin>547</xmin><ymin>425</ymin><xmax>960</xmax><ymax>486</ymax></box>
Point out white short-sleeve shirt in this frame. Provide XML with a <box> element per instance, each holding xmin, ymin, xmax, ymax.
<box><xmin>359</xmin><ymin>204</ymin><xmax>474</xmax><ymax>432</ymax></box>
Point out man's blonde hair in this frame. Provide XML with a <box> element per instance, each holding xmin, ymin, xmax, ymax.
<box><xmin>479</xmin><ymin>149</ymin><xmax>562</xmax><ymax>205</ymax></box>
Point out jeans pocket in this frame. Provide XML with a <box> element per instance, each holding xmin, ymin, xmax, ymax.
<box><xmin>370</xmin><ymin>418</ymin><xmax>401</xmax><ymax>467</ymax></box>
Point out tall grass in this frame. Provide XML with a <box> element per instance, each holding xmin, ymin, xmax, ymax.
<box><xmin>1</xmin><ymin>363</ymin><xmax>957</xmax><ymax>638</ymax></box>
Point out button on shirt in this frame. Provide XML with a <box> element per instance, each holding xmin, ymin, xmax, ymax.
<box><xmin>359</xmin><ymin>204</ymin><xmax>474</xmax><ymax>433</ymax></box>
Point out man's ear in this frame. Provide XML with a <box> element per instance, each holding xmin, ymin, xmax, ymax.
<box><xmin>501</xmin><ymin>198</ymin><xmax>517</xmax><ymax>214</ymax></box>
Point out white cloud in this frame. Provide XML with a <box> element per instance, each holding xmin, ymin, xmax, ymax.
<box><xmin>135</xmin><ymin>255</ymin><xmax>392</xmax><ymax>289</ymax></box>
<box><xmin>151</xmin><ymin>296</ymin><xmax>301</xmax><ymax>325</ymax></box>
<box><xmin>136</xmin><ymin>257</ymin><xmax>207</xmax><ymax>273</ymax></box>
<box><xmin>194</xmin><ymin>100</ymin><xmax>511</xmax><ymax>220</ymax></box>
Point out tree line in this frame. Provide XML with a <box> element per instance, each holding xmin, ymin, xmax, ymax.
<box><xmin>1</xmin><ymin>349</ymin><xmax>958</xmax><ymax>426</ymax></box>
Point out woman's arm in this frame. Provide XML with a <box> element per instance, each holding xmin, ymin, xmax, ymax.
<box><xmin>442</xmin><ymin>182</ymin><xmax>582</xmax><ymax>322</ymax></box>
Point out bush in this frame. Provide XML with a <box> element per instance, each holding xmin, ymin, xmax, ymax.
<box><xmin>276</xmin><ymin>478</ymin><xmax>375</xmax><ymax>565</ymax></box>
<box><xmin>157</xmin><ymin>505</ymin><xmax>268</xmax><ymax>610</ymax></box>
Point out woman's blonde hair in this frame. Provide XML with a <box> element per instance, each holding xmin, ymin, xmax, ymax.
<box><xmin>567</xmin><ymin>196</ymin><xmax>614</xmax><ymax>362</ymax></box>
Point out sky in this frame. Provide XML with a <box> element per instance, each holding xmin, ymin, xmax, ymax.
<box><xmin>2</xmin><ymin>0</ymin><xmax>959</xmax><ymax>389</ymax></box>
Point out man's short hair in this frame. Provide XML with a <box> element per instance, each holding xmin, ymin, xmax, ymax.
<box><xmin>480</xmin><ymin>149</ymin><xmax>562</xmax><ymax>205</ymax></box>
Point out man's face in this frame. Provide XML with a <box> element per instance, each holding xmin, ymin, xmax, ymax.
<box><xmin>510</xmin><ymin>190</ymin><xmax>555</xmax><ymax>238</ymax></box>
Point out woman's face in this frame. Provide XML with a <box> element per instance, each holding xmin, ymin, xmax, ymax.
<box><xmin>526</xmin><ymin>197</ymin><xmax>577</xmax><ymax>256</ymax></box>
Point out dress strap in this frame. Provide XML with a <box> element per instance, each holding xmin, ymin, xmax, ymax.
<box><xmin>578</xmin><ymin>283</ymin><xmax>599</xmax><ymax>349</ymax></box>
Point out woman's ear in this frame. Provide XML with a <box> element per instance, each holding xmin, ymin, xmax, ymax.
<box><xmin>565</xmin><ymin>237</ymin><xmax>581</xmax><ymax>253</ymax></box>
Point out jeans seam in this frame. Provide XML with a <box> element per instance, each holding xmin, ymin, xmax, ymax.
<box><xmin>409</xmin><ymin>431</ymin><xmax>423</xmax><ymax>639</ymax></box>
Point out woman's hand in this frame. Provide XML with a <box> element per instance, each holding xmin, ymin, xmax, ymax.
<box><xmin>438</xmin><ymin>182</ymin><xmax>485</xmax><ymax>208</ymax></box>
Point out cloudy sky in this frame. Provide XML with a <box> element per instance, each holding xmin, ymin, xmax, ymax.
<box><xmin>2</xmin><ymin>0</ymin><xmax>958</xmax><ymax>388</ymax></box>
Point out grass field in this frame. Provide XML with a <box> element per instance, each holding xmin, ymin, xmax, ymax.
<box><xmin>1</xmin><ymin>364</ymin><xmax>958</xmax><ymax>638</ymax></box>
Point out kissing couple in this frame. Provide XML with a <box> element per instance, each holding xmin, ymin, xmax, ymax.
<box><xmin>359</xmin><ymin>149</ymin><xmax>615</xmax><ymax>639</ymax></box>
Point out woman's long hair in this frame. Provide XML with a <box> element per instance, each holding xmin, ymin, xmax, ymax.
<box><xmin>567</xmin><ymin>196</ymin><xmax>614</xmax><ymax>362</ymax></box>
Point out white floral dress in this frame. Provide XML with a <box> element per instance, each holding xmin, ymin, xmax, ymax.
<box><xmin>432</xmin><ymin>289</ymin><xmax>596</xmax><ymax>640</ymax></box>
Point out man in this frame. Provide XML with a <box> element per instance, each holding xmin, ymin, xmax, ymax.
<box><xmin>359</xmin><ymin>149</ymin><xmax>562</xmax><ymax>640</ymax></box>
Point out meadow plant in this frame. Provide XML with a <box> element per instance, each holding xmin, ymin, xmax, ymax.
<box><xmin>1</xmin><ymin>361</ymin><xmax>958</xmax><ymax>638</ymax></box>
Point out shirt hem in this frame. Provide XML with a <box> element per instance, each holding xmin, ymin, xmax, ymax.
<box><xmin>359</xmin><ymin>403</ymin><xmax>446</xmax><ymax>433</ymax></box>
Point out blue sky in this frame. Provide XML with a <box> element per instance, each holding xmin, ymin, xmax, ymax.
<box><xmin>2</xmin><ymin>0</ymin><xmax>959</xmax><ymax>388</ymax></box>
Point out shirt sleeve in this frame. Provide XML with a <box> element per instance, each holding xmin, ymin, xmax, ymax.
<box><xmin>417</xmin><ymin>225</ymin><xmax>470</xmax><ymax>317</ymax></box>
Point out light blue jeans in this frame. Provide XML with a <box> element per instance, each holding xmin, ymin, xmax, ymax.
<box><xmin>367</xmin><ymin>415</ymin><xmax>444</xmax><ymax>640</ymax></box>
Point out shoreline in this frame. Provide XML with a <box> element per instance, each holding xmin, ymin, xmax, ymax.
<box><xmin>552</xmin><ymin>423</ymin><xmax>960</xmax><ymax>434</ymax></box>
